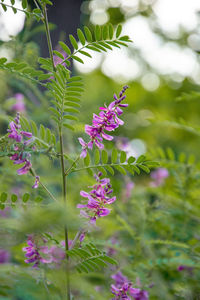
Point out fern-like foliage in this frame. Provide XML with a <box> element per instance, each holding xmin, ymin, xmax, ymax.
<box><xmin>42</xmin><ymin>24</ymin><xmax>132</xmax><ymax>68</ymax></box>
<box><xmin>46</xmin><ymin>64</ymin><xmax>83</xmax><ymax>130</ymax></box>
<box><xmin>67</xmin><ymin>243</ymin><xmax>117</xmax><ymax>273</ymax></box>
<box><xmin>17</xmin><ymin>116</ymin><xmax>56</xmax><ymax>150</ymax></box>
<box><xmin>0</xmin><ymin>57</ymin><xmax>50</xmax><ymax>85</ymax></box>
<box><xmin>0</xmin><ymin>0</ymin><xmax>42</xmax><ymax>21</ymax></box>
<box><xmin>67</xmin><ymin>149</ymin><xmax>159</xmax><ymax>177</ymax></box>
<box><xmin>0</xmin><ymin>191</ymin><xmax>43</xmax><ymax>210</ymax></box>
<box><xmin>149</xmin><ymin>146</ymin><xmax>196</xmax><ymax>168</ymax></box>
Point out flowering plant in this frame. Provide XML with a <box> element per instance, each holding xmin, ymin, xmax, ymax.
<box><xmin>2</xmin><ymin>0</ymin><xmax>197</xmax><ymax>299</ymax></box>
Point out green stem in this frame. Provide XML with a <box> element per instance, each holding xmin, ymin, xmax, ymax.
<box><xmin>59</xmin><ymin>126</ymin><xmax>71</xmax><ymax>300</ymax></box>
<box><xmin>42</xmin><ymin>5</ymin><xmax>70</xmax><ymax>297</ymax></box>
<box><xmin>30</xmin><ymin>168</ymin><xmax>58</xmax><ymax>203</ymax></box>
<box><xmin>42</xmin><ymin>4</ymin><xmax>56</xmax><ymax>72</ymax></box>
<box><xmin>65</xmin><ymin>156</ymin><xmax>80</xmax><ymax>176</ymax></box>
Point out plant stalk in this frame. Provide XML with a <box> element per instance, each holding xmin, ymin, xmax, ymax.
<box><xmin>42</xmin><ymin>4</ymin><xmax>71</xmax><ymax>298</ymax></box>
<box><xmin>59</xmin><ymin>126</ymin><xmax>71</xmax><ymax>300</ymax></box>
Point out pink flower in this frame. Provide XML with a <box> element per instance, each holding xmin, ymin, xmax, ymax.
<box><xmin>111</xmin><ymin>272</ymin><xmax>149</xmax><ymax>300</ymax></box>
<box><xmin>77</xmin><ymin>173</ymin><xmax>116</xmax><ymax>224</ymax></box>
<box><xmin>12</xmin><ymin>93</ymin><xmax>26</xmax><ymax>112</ymax></box>
<box><xmin>78</xmin><ymin>86</ymin><xmax>128</xmax><ymax>158</ymax></box>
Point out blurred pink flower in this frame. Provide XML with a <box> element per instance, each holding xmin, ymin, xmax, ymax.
<box><xmin>0</xmin><ymin>249</ymin><xmax>10</xmax><ymax>264</ymax></box>
<box><xmin>12</xmin><ymin>93</ymin><xmax>26</xmax><ymax>113</ymax></box>
<box><xmin>150</xmin><ymin>168</ymin><xmax>169</xmax><ymax>187</ymax></box>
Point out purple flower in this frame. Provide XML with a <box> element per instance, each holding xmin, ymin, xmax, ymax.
<box><xmin>111</xmin><ymin>272</ymin><xmax>149</xmax><ymax>300</ymax></box>
<box><xmin>150</xmin><ymin>168</ymin><xmax>169</xmax><ymax>187</ymax></box>
<box><xmin>17</xmin><ymin>160</ymin><xmax>32</xmax><ymax>175</ymax></box>
<box><xmin>0</xmin><ymin>249</ymin><xmax>10</xmax><ymax>264</ymax></box>
<box><xmin>32</xmin><ymin>176</ymin><xmax>40</xmax><ymax>189</ymax></box>
<box><xmin>77</xmin><ymin>173</ymin><xmax>116</xmax><ymax>224</ymax></box>
<box><xmin>129</xmin><ymin>288</ymin><xmax>149</xmax><ymax>300</ymax></box>
<box><xmin>78</xmin><ymin>86</ymin><xmax>128</xmax><ymax>158</ymax></box>
<box><xmin>7</xmin><ymin>113</ymin><xmax>33</xmax><ymax>176</ymax></box>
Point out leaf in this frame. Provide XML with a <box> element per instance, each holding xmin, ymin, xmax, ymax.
<box><xmin>84</xmin><ymin>26</ymin><xmax>93</xmax><ymax>42</ymax></box>
<box><xmin>94</xmin><ymin>149</ymin><xmax>100</xmax><ymax>165</ymax></box>
<box><xmin>77</xmin><ymin>28</ymin><xmax>86</xmax><ymax>45</ymax></box>
<box><xmin>86</xmin><ymin>45</ymin><xmax>101</xmax><ymax>52</ymax></box>
<box><xmin>64</xmin><ymin>107</ymin><xmax>79</xmax><ymax>114</ymax></box>
<box><xmin>114</xmin><ymin>165</ymin><xmax>126</xmax><ymax>175</ymax></box>
<box><xmin>11</xmin><ymin>194</ymin><xmax>17</xmax><ymax>203</ymax></box>
<box><xmin>31</xmin><ymin>120</ymin><xmax>38</xmax><ymax>136</ymax></box>
<box><xmin>63</xmin><ymin>123</ymin><xmax>74</xmax><ymax>131</ymax></box>
<box><xmin>98</xmin><ymin>166</ymin><xmax>107</xmax><ymax>176</ymax></box>
<box><xmin>95</xmin><ymin>25</ymin><xmax>101</xmax><ymax>40</ymax></box>
<box><xmin>46</xmin><ymin>128</ymin><xmax>52</xmax><ymax>143</ymax></box>
<box><xmin>102</xmin><ymin>255</ymin><xmax>118</xmax><ymax>265</ymax></box>
<box><xmin>79</xmin><ymin>50</ymin><xmax>92</xmax><ymax>58</ymax></box>
<box><xmin>136</xmin><ymin>155</ymin><xmax>146</xmax><ymax>163</ymax></box>
<box><xmin>120</xmin><ymin>151</ymin><xmax>126</xmax><ymax>163</ymax></box>
<box><xmin>59</xmin><ymin>41</ymin><xmax>71</xmax><ymax>55</ymax></box>
<box><xmin>22</xmin><ymin>0</ymin><xmax>28</xmax><ymax>9</ymax></box>
<box><xmin>0</xmin><ymin>192</ymin><xmax>7</xmax><ymax>203</ymax></box>
<box><xmin>131</xmin><ymin>165</ymin><xmax>140</xmax><ymax>175</ymax></box>
<box><xmin>35</xmin><ymin>196</ymin><xmax>43</xmax><ymax>203</ymax></box>
<box><xmin>111</xmin><ymin>148</ymin><xmax>118</xmax><ymax>163</ymax></box>
<box><xmin>71</xmin><ymin>56</ymin><xmax>84</xmax><ymax>64</ymax></box>
<box><xmin>108</xmin><ymin>23</ymin><xmax>114</xmax><ymax>39</ymax></box>
<box><xmin>87</xmin><ymin>168</ymin><xmax>93</xmax><ymax>177</ymax></box>
<box><xmin>102</xmin><ymin>25</ymin><xmax>108</xmax><ymax>40</ymax></box>
<box><xmin>39</xmin><ymin>124</ymin><xmax>46</xmax><ymax>140</ymax></box>
<box><xmin>139</xmin><ymin>165</ymin><xmax>150</xmax><ymax>174</ymax></box>
<box><xmin>1</xmin><ymin>4</ymin><xmax>7</xmax><ymax>11</ymax></box>
<box><xmin>101</xmin><ymin>150</ymin><xmax>108</xmax><ymax>164</ymax></box>
<box><xmin>105</xmin><ymin>165</ymin><xmax>114</xmax><ymax>175</ymax></box>
<box><xmin>116</xmin><ymin>24</ymin><xmax>122</xmax><ymax>38</ymax></box>
<box><xmin>84</xmin><ymin>152</ymin><xmax>90</xmax><ymax>167</ymax></box>
<box><xmin>53</xmin><ymin>50</ymin><xmax>64</xmax><ymax>60</ymax></box>
<box><xmin>128</xmin><ymin>156</ymin><xmax>135</xmax><ymax>164</ymax></box>
<box><xmin>69</xmin><ymin>34</ymin><xmax>78</xmax><ymax>50</ymax></box>
<box><xmin>22</xmin><ymin>193</ymin><xmax>30</xmax><ymax>203</ymax></box>
<box><xmin>49</xmin><ymin>107</ymin><xmax>60</xmax><ymax>118</ymax></box>
<box><xmin>63</xmin><ymin>115</ymin><xmax>79</xmax><ymax>121</ymax></box>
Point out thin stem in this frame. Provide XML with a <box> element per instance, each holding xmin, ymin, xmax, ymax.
<box><xmin>59</xmin><ymin>126</ymin><xmax>71</xmax><ymax>300</ymax></box>
<box><xmin>39</xmin><ymin>180</ymin><xmax>58</xmax><ymax>203</ymax></box>
<box><xmin>65</xmin><ymin>156</ymin><xmax>80</xmax><ymax>176</ymax></box>
<box><xmin>33</xmin><ymin>0</ymin><xmax>41</xmax><ymax>10</ymax></box>
<box><xmin>30</xmin><ymin>168</ymin><xmax>58</xmax><ymax>203</ymax></box>
<box><xmin>42</xmin><ymin>4</ymin><xmax>56</xmax><ymax>72</ymax></box>
<box><xmin>42</xmin><ymin>4</ymin><xmax>70</xmax><ymax>298</ymax></box>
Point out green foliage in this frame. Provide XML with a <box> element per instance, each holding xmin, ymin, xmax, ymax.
<box><xmin>47</xmin><ymin>65</ymin><xmax>83</xmax><ymax>130</ymax></box>
<box><xmin>74</xmin><ymin>148</ymin><xmax>159</xmax><ymax>176</ymax></box>
<box><xmin>51</xmin><ymin>24</ymin><xmax>132</xmax><ymax>68</ymax></box>
<box><xmin>67</xmin><ymin>243</ymin><xmax>117</xmax><ymax>273</ymax></box>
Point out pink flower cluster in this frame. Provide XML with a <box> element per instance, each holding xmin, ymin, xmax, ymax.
<box><xmin>78</xmin><ymin>86</ymin><xmax>128</xmax><ymax>158</ymax></box>
<box><xmin>77</xmin><ymin>172</ymin><xmax>116</xmax><ymax>225</ymax></box>
<box><xmin>111</xmin><ymin>272</ymin><xmax>149</xmax><ymax>300</ymax></box>
<box><xmin>23</xmin><ymin>235</ymin><xmax>66</xmax><ymax>268</ymax></box>
<box><xmin>8</xmin><ymin>113</ymin><xmax>33</xmax><ymax>175</ymax></box>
